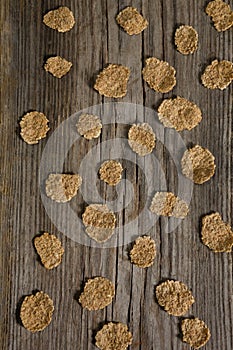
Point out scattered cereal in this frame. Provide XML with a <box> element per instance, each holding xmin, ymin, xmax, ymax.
<box><xmin>44</xmin><ymin>56</ymin><xmax>72</xmax><ymax>78</ymax></box>
<box><xmin>96</xmin><ymin>322</ymin><xmax>133</xmax><ymax>350</ymax></box>
<box><xmin>20</xmin><ymin>291</ymin><xmax>54</xmax><ymax>332</ymax></box>
<box><xmin>79</xmin><ymin>277</ymin><xmax>115</xmax><ymax>310</ymax></box>
<box><xmin>175</xmin><ymin>25</ymin><xmax>198</xmax><ymax>54</ymax></box>
<box><xmin>156</xmin><ymin>280</ymin><xmax>195</xmax><ymax>316</ymax></box>
<box><xmin>150</xmin><ymin>192</ymin><xmax>189</xmax><ymax>219</ymax></box>
<box><xmin>116</xmin><ymin>7</ymin><xmax>148</xmax><ymax>35</ymax></box>
<box><xmin>94</xmin><ymin>64</ymin><xmax>130</xmax><ymax>98</ymax></box>
<box><xmin>142</xmin><ymin>57</ymin><xmax>176</xmax><ymax>93</ymax></box>
<box><xmin>201</xmin><ymin>212</ymin><xmax>233</xmax><ymax>252</ymax></box>
<box><xmin>76</xmin><ymin>114</ymin><xmax>102</xmax><ymax>140</ymax></box>
<box><xmin>128</xmin><ymin>123</ymin><xmax>156</xmax><ymax>156</ymax></box>
<box><xmin>130</xmin><ymin>236</ymin><xmax>156</xmax><ymax>268</ymax></box>
<box><xmin>20</xmin><ymin>111</ymin><xmax>49</xmax><ymax>145</ymax></box>
<box><xmin>99</xmin><ymin>160</ymin><xmax>123</xmax><ymax>186</ymax></box>
<box><xmin>82</xmin><ymin>204</ymin><xmax>116</xmax><ymax>242</ymax></box>
<box><xmin>206</xmin><ymin>0</ymin><xmax>233</xmax><ymax>32</ymax></box>
<box><xmin>181</xmin><ymin>145</ymin><xmax>216</xmax><ymax>184</ymax></box>
<box><xmin>45</xmin><ymin>173</ymin><xmax>82</xmax><ymax>203</ymax></box>
<box><xmin>201</xmin><ymin>59</ymin><xmax>233</xmax><ymax>90</ymax></box>
<box><xmin>43</xmin><ymin>6</ymin><xmax>75</xmax><ymax>32</ymax></box>
<box><xmin>34</xmin><ymin>233</ymin><xmax>64</xmax><ymax>269</ymax></box>
<box><xmin>181</xmin><ymin>318</ymin><xmax>211</xmax><ymax>349</ymax></box>
<box><xmin>158</xmin><ymin>96</ymin><xmax>202</xmax><ymax>131</ymax></box>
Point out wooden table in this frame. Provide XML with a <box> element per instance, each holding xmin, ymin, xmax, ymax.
<box><xmin>1</xmin><ymin>1</ymin><xmax>232</xmax><ymax>349</ymax></box>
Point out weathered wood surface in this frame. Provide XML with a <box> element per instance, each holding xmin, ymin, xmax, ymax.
<box><xmin>1</xmin><ymin>0</ymin><xmax>232</xmax><ymax>349</ymax></box>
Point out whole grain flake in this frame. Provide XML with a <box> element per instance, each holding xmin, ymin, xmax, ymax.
<box><xmin>128</xmin><ymin>123</ymin><xmax>156</xmax><ymax>156</ymax></box>
<box><xmin>43</xmin><ymin>7</ymin><xmax>75</xmax><ymax>32</ymax></box>
<box><xmin>34</xmin><ymin>232</ymin><xmax>64</xmax><ymax>269</ymax></box>
<box><xmin>44</xmin><ymin>56</ymin><xmax>72</xmax><ymax>78</ymax></box>
<box><xmin>175</xmin><ymin>25</ymin><xmax>198</xmax><ymax>55</ymax></box>
<box><xmin>116</xmin><ymin>7</ymin><xmax>148</xmax><ymax>35</ymax></box>
<box><xmin>181</xmin><ymin>318</ymin><xmax>211</xmax><ymax>349</ymax></box>
<box><xmin>76</xmin><ymin>114</ymin><xmax>102</xmax><ymax>140</ymax></box>
<box><xmin>150</xmin><ymin>192</ymin><xmax>189</xmax><ymax>219</ymax></box>
<box><xmin>206</xmin><ymin>0</ymin><xmax>233</xmax><ymax>32</ymax></box>
<box><xmin>96</xmin><ymin>322</ymin><xmax>133</xmax><ymax>350</ymax></box>
<box><xmin>45</xmin><ymin>173</ymin><xmax>82</xmax><ymax>203</ymax></box>
<box><xmin>20</xmin><ymin>111</ymin><xmax>49</xmax><ymax>145</ymax></box>
<box><xmin>99</xmin><ymin>160</ymin><xmax>123</xmax><ymax>186</ymax></box>
<box><xmin>130</xmin><ymin>236</ymin><xmax>156</xmax><ymax>268</ymax></box>
<box><xmin>201</xmin><ymin>60</ymin><xmax>233</xmax><ymax>90</ymax></box>
<box><xmin>79</xmin><ymin>277</ymin><xmax>115</xmax><ymax>310</ymax></box>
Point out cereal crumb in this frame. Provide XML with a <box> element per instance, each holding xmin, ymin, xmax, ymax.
<box><xmin>99</xmin><ymin>160</ymin><xmax>123</xmax><ymax>186</ymax></box>
<box><xmin>82</xmin><ymin>204</ymin><xmax>116</xmax><ymax>242</ymax></box>
<box><xmin>116</xmin><ymin>7</ymin><xmax>148</xmax><ymax>35</ymax></box>
<box><xmin>175</xmin><ymin>25</ymin><xmax>198</xmax><ymax>54</ymax></box>
<box><xmin>142</xmin><ymin>57</ymin><xmax>176</xmax><ymax>93</ymax></box>
<box><xmin>201</xmin><ymin>59</ymin><xmax>233</xmax><ymax>90</ymax></box>
<box><xmin>96</xmin><ymin>322</ymin><xmax>133</xmax><ymax>350</ymax></box>
<box><xmin>79</xmin><ymin>277</ymin><xmax>115</xmax><ymax>310</ymax></box>
<box><xmin>158</xmin><ymin>96</ymin><xmax>202</xmax><ymax>131</ymax></box>
<box><xmin>43</xmin><ymin>7</ymin><xmax>75</xmax><ymax>32</ymax></box>
<box><xmin>130</xmin><ymin>236</ymin><xmax>156</xmax><ymax>268</ymax></box>
<box><xmin>150</xmin><ymin>192</ymin><xmax>189</xmax><ymax>219</ymax></box>
<box><xmin>156</xmin><ymin>280</ymin><xmax>195</xmax><ymax>316</ymax></box>
<box><xmin>45</xmin><ymin>173</ymin><xmax>82</xmax><ymax>203</ymax></box>
<box><xmin>201</xmin><ymin>212</ymin><xmax>233</xmax><ymax>252</ymax></box>
<box><xmin>20</xmin><ymin>111</ymin><xmax>49</xmax><ymax>145</ymax></box>
<box><xmin>20</xmin><ymin>291</ymin><xmax>54</xmax><ymax>332</ymax></box>
<box><xmin>181</xmin><ymin>318</ymin><xmax>211</xmax><ymax>349</ymax></box>
<box><xmin>44</xmin><ymin>56</ymin><xmax>72</xmax><ymax>78</ymax></box>
<box><xmin>34</xmin><ymin>233</ymin><xmax>64</xmax><ymax>269</ymax></box>
<box><xmin>128</xmin><ymin>123</ymin><xmax>156</xmax><ymax>156</ymax></box>
<box><xmin>206</xmin><ymin>0</ymin><xmax>233</xmax><ymax>32</ymax></box>
<box><xmin>76</xmin><ymin>114</ymin><xmax>102</xmax><ymax>140</ymax></box>
<box><xmin>181</xmin><ymin>145</ymin><xmax>216</xmax><ymax>184</ymax></box>
<box><xmin>94</xmin><ymin>64</ymin><xmax>130</xmax><ymax>98</ymax></box>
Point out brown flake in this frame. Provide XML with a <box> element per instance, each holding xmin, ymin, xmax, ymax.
<box><xmin>94</xmin><ymin>64</ymin><xmax>130</xmax><ymax>98</ymax></box>
<box><xmin>201</xmin><ymin>212</ymin><xmax>233</xmax><ymax>252</ymax></box>
<box><xmin>156</xmin><ymin>280</ymin><xmax>195</xmax><ymax>316</ymax></box>
<box><xmin>181</xmin><ymin>318</ymin><xmax>211</xmax><ymax>349</ymax></box>
<box><xmin>150</xmin><ymin>192</ymin><xmax>189</xmax><ymax>219</ymax></box>
<box><xmin>44</xmin><ymin>56</ymin><xmax>72</xmax><ymax>78</ymax></box>
<box><xmin>82</xmin><ymin>204</ymin><xmax>116</xmax><ymax>242</ymax></box>
<box><xmin>130</xmin><ymin>236</ymin><xmax>156</xmax><ymax>268</ymax></box>
<box><xmin>43</xmin><ymin>7</ymin><xmax>75</xmax><ymax>32</ymax></box>
<box><xmin>79</xmin><ymin>277</ymin><xmax>115</xmax><ymax>311</ymax></box>
<box><xmin>175</xmin><ymin>25</ymin><xmax>198</xmax><ymax>55</ymax></box>
<box><xmin>201</xmin><ymin>59</ymin><xmax>233</xmax><ymax>90</ymax></box>
<box><xmin>142</xmin><ymin>57</ymin><xmax>176</xmax><ymax>93</ymax></box>
<box><xmin>96</xmin><ymin>322</ymin><xmax>133</xmax><ymax>350</ymax></box>
<box><xmin>76</xmin><ymin>114</ymin><xmax>102</xmax><ymax>140</ymax></box>
<box><xmin>34</xmin><ymin>233</ymin><xmax>64</xmax><ymax>269</ymax></box>
<box><xmin>20</xmin><ymin>111</ymin><xmax>49</xmax><ymax>145</ymax></box>
<box><xmin>206</xmin><ymin>0</ymin><xmax>233</xmax><ymax>32</ymax></box>
<box><xmin>116</xmin><ymin>7</ymin><xmax>148</xmax><ymax>35</ymax></box>
<box><xmin>45</xmin><ymin>173</ymin><xmax>82</xmax><ymax>203</ymax></box>
<box><xmin>181</xmin><ymin>145</ymin><xmax>216</xmax><ymax>184</ymax></box>
<box><xmin>128</xmin><ymin>123</ymin><xmax>156</xmax><ymax>156</ymax></box>
<box><xmin>99</xmin><ymin>160</ymin><xmax>123</xmax><ymax>186</ymax></box>
<box><xmin>20</xmin><ymin>291</ymin><xmax>54</xmax><ymax>332</ymax></box>
<box><xmin>158</xmin><ymin>96</ymin><xmax>202</xmax><ymax>131</ymax></box>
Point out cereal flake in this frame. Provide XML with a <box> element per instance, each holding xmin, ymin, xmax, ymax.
<box><xmin>44</xmin><ymin>56</ymin><xmax>72</xmax><ymax>78</ymax></box>
<box><xmin>201</xmin><ymin>59</ymin><xmax>233</xmax><ymax>90</ymax></box>
<box><xmin>116</xmin><ymin>7</ymin><xmax>148</xmax><ymax>35</ymax></box>
<box><xmin>79</xmin><ymin>277</ymin><xmax>115</xmax><ymax>310</ymax></box>
<box><xmin>76</xmin><ymin>114</ymin><xmax>102</xmax><ymax>140</ymax></box>
<box><xmin>20</xmin><ymin>291</ymin><xmax>54</xmax><ymax>332</ymax></box>
<box><xmin>34</xmin><ymin>233</ymin><xmax>64</xmax><ymax>269</ymax></box>
<box><xmin>45</xmin><ymin>173</ymin><xmax>82</xmax><ymax>203</ymax></box>
<box><xmin>20</xmin><ymin>111</ymin><xmax>49</xmax><ymax>145</ymax></box>
<box><xmin>201</xmin><ymin>212</ymin><xmax>233</xmax><ymax>252</ymax></box>
<box><xmin>150</xmin><ymin>192</ymin><xmax>189</xmax><ymax>219</ymax></box>
<box><xmin>156</xmin><ymin>280</ymin><xmax>195</xmax><ymax>316</ymax></box>
<box><xmin>99</xmin><ymin>160</ymin><xmax>123</xmax><ymax>186</ymax></box>
<box><xmin>43</xmin><ymin>7</ymin><xmax>75</xmax><ymax>32</ymax></box>
<box><xmin>94</xmin><ymin>64</ymin><xmax>130</xmax><ymax>98</ymax></box>
<box><xmin>142</xmin><ymin>57</ymin><xmax>176</xmax><ymax>93</ymax></box>
<box><xmin>128</xmin><ymin>123</ymin><xmax>156</xmax><ymax>156</ymax></box>
<box><xmin>130</xmin><ymin>236</ymin><xmax>156</xmax><ymax>268</ymax></box>
<box><xmin>181</xmin><ymin>145</ymin><xmax>216</xmax><ymax>184</ymax></box>
<box><xmin>96</xmin><ymin>322</ymin><xmax>133</xmax><ymax>350</ymax></box>
<box><xmin>206</xmin><ymin>0</ymin><xmax>233</xmax><ymax>32</ymax></box>
<box><xmin>175</xmin><ymin>25</ymin><xmax>198</xmax><ymax>55</ymax></box>
<box><xmin>158</xmin><ymin>96</ymin><xmax>202</xmax><ymax>131</ymax></box>
<box><xmin>181</xmin><ymin>318</ymin><xmax>211</xmax><ymax>349</ymax></box>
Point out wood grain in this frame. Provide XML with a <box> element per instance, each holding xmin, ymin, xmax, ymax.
<box><xmin>1</xmin><ymin>1</ymin><xmax>232</xmax><ymax>349</ymax></box>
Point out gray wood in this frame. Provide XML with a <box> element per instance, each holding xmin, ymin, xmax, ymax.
<box><xmin>1</xmin><ymin>0</ymin><xmax>232</xmax><ymax>349</ymax></box>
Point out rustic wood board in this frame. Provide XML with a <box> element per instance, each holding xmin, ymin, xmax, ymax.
<box><xmin>1</xmin><ymin>0</ymin><xmax>232</xmax><ymax>349</ymax></box>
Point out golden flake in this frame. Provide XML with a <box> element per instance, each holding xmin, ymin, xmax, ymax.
<box><xmin>20</xmin><ymin>111</ymin><xmax>49</xmax><ymax>145</ymax></box>
<box><xmin>201</xmin><ymin>59</ymin><xmax>233</xmax><ymax>90</ymax></box>
<box><xmin>181</xmin><ymin>318</ymin><xmax>211</xmax><ymax>349</ymax></box>
<box><xmin>150</xmin><ymin>192</ymin><xmax>189</xmax><ymax>219</ymax></box>
<box><xmin>34</xmin><ymin>233</ymin><xmax>64</xmax><ymax>269</ymax></box>
<box><xmin>175</xmin><ymin>25</ymin><xmax>198</xmax><ymax>55</ymax></box>
<box><xmin>116</xmin><ymin>7</ymin><xmax>148</xmax><ymax>35</ymax></box>
<box><xmin>128</xmin><ymin>123</ymin><xmax>156</xmax><ymax>156</ymax></box>
<box><xmin>99</xmin><ymin>160</ymin><xmax>123</xmax><ymax>186</ymax></box>
<box><xmin>96</xmin><ymin>322</ymin><xmax>133</xmax><ymax>350</ymax></box>
<box><xmin>76</xmin><ymin>114</ymin><xmax>102</xmax><ymax>140</ymax></box>
<box><xmin>44</xmin><ymin>56</ymin><xmax>72</xmax><ymax>78</ymax></box>
<box><xmin>43</xmin><ymin>7</ymin><xmax>75</xmax><ymax>32</ymax></box>
<box><xmin>206</xmin><ymin>0</ymin><xmax>233</xmax><ymax>32</ymax></box>
<box><xmin>45</xmin><ymin>173</ymin><xmax>82</xmax><ymax>203</ymax></box>
<box><xmin>130</xmin><ymin>236</ymin><xmax>156</xmax><ymax>268</ymax></box>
